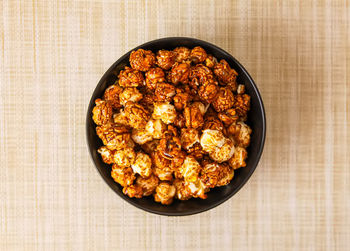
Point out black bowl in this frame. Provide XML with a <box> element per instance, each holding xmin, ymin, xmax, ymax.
<box><xmin>86</xmin><ymin>37</ymin><xmax>266</xmax><ymax>216</ymax></box>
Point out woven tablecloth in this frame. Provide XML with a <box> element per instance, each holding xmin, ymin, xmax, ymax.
<box><xmin>1</xmin><ymin>0</ymin><xmax>349</xmax><ymax>250</ymax></box>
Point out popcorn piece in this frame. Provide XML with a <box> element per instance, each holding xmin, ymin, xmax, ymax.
<box><xmin>209</xmin><ymin>138</ymin><xmax>235</xmax><ymax>163</ymax></box>
<box><xmin>227</xmin><ymin>121</ymin><xmax>252</xmax><ymax>148</ymax></box>
<box><xmin>113</xmin><ymin>147</ymin><xmax>136</xmax><ymax>168</ymax></box>
<box><xmin>151</xmin><ymin>151</ymin><xmax>173</xmax><ymax>181</ymax></box>
<box><xmin>135</xmin><ymin>174</ymin><xmax>159</xmax><ymax>196</ymax></box>
<box><xmin>237</xmin><ymin>84</ymin><xmax>245</xmax><ymax>94</ymax></box>
<box><xmin>173</xmin><ymin>92</ymin><xmax>192</xmax><ymax>111</ymax></box>
<box><xmin>216</xmin><ymin>163</ymin><xmax>234</xmax><ymax>186</ymax></box>
<box><xmin>190</xmin><ymin>46</ymin><xmax>207</xmax><ymax>64</ymax></box>
<box><xmin>189</xmin><ymin>64</ymin><xmax>214</xmax><ymax>86</ymax></box>
<box><xmin>118</xmin><ymin>66</ymin><xmax>144</xmax><ymax>87</ymax></box>
<box><xmin>186</xmin><ymin>180</ymin><xmax>208</xmax><ymax>199</ymax></box>
<box><xmin>111</xmin><ymin>164</ymin><xmax>135</xmax><ymax>187</ymax></box>
<box><xmin>124</xmin><ymin>102</ymin><xmax>150</xmax><ymax>129</ymax></box>
<box><xmin>97</xmin><ymin>146</ymin><xmax>115</xmax><ymax>164</ymax></box>
<box><xmin>131</xmin><ymin>128</ymin><xmax>152</xmax><ymax>145</ymax></box>
<box><xmin>218</xmin><ymin>108</ymin><xmax>239</xmax><ymax>126</ymax></box>
<box><xmin>180</xmin><ymin>128</ymin><xmax>199</xmax><ymax>150</ymax></box>
<box><xmin>92</xmin><ymin>99</ymin><xmax>113</xmax><ymax>125</ymax></box>
<box><xmin>213</xmin><ymin>59</ymin><xmax>238</xmax><ymax>89</ymax></box>
<box><xmin>154</xmin><ymin>83</ymin><xmax>176</xmax><ymax>102</ymax></box>
<box><xmin>103</xmin><ymin>84</ymin><xmax>123</xmax><ymax>109</ymax></box>
<box><xmin>234</xmin><ymin>94</ymin><xmax>250</xmax><ymax>120</ymax></box>
<box><xmin>203</xmin><ymin>115</ymin><xmax>224</xmax><ymax>131</ymax></box>
<box><xmin>141</xmin><ymin>139</ymin><xmax>160</xmax><ymax>154</ymax></box>
<box><xmin>153</xmin><ymin>182</ymin><xmax>176</xmax><ymax>205</ymax></box>
<box><xmin>205</xmin><ymin>54</ymin><xmax>218</xmax><ymax>68</ymax></box>
<box><xmin>131</xmin><ymin>152</ymin><xmax>152</xmax><ymax>178</ymax></box>
<box><xmin>129</xmin><ymin>49</ymin><xmax>156</xmax><ymax>72</ymax></box>
<box><xmin>200</xmin><ymin>129</ymin><xmax>226</xmax><ymax>153</ymax></box>
<box><xmin>178</xmin><ymin>156</ymin><xmax>201</xmax><ymax>183</ymax></box>
<box><xmin>173</xmin><ymin>179</ymin><xmax>192</xmax><ymax>200</ymax></box>
<box><xmin>212</xmin><ymin>87</ymin><xmax>235</xmax><ymax>112</ymax></box>
<box><xmin>113</xmin><ymin>110</ymin><xmax>129</xmax><ymax>126</ymax></box>
<box><xmin>156</xmin><ymin>50</ymin><xmax>176</xmax><ymax>70</ymax></box>
<box><xmin>184</xmin><ymin>104</ymin><xmax>204</xmax><ymax>129</ymax></box>
<box><xmin>119</xmin><ymin>87</ymin><xmax>143</xmax><ymax>106</ymax></box>
<box><xmin>123</xmin><ymin>185</ymin><xmax>143</xmax><ymax>198</ymax></box>
<box><xmin>198</xmin><ymin>82</ymin><xmax>219</xmax><ymax>103</ymax></box>
<box><xmin>168</xmin><ymin>62</ymin><xmax>190</xmax><ymax>85</ymax></box>
<box><xmin>200</xmin><ymin>162</ymin><xmax>234</xmax><ymax>188</ymax></box>
<box><xmin>96</xmin><ymin>123</ymin><xmax>130</xmax><ymax>150</ymax></box>
<box><xmin>187</xmin><ymin>143</ymin><xmax>206</xmax><ymax>160</ymax></box>
<box><xmin>173</xmin><ymin>47</ymin><xmax>191</xmax><ymax>63</ymax></box>
<box><xmin>145</xmin><ymin>67</ymin><xmax>166</xmax><ymax>90</ymax></box>
<box><xmin>152</xmin><ymin>102</ymin><xmax>177</xmax><ymax>124</ymax></box>
<box><xmin>145</xmin><ymin>119</ymin><xmax>166</xmax><ymax>139</ymax></box>
<box><xmin>228</xmin><ymin>146</ymin><xmax>248</xmax><ymax>170</ymax></box>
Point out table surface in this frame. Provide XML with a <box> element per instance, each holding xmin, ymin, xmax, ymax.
<box><xmin>1</xmin><ymin>0</ymin><xmax>349</xmax><ymax>250</ymax></box>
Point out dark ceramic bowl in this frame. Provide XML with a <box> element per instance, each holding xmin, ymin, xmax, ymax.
<box><xmin>86</xmin><ymin>37</ymin><xmax>266</xmax><ymax>216</ymax></box>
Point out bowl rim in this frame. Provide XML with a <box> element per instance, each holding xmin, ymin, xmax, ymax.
<box><xmin>86</xmin><ymin>37</ymin><xmax>266</xmax><ymax>216</ymax></box>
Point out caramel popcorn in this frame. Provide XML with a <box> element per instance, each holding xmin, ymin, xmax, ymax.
<box><xmin>96</xmin><ymin>123</ymin><xmax>130</xmax><ymax>150</ymax></box>
<box><xmin>154</xmin><ymin>182</ymin><xmax>176</xmax><ymax>205</ymax></box>
<box><xmin>92</xmin><ymin>99</ymin><xmax>113</xmax><ymax>125</ymax></box>
<box><xmin>113</xmin><ymin>147</ymin><xmax>136</xmax><ymax>168</ymax></box>
<box><xmin>97</xmin><ymin>146</ymin><xmax>115</xmax><ymax>164</ymax></box>
<box><xmin>135</xmin><ymin>174</ymin><xmax>159</xmax><ymax>196</ymax></box>
<box><xmin>168</xmin><ymin>62</ymin><xmax>190</xmax><ymax>85</ymax></box>
<box><xmin>131</xmin><ymin>152</ymin><xmax>152</xmax><ymax>178</ymax></box>
<box><xmin>228</xmin><ymin>146</ymin><xmax>247</xmax><ymax>170</ymax></box>
<box><xmin>111</xmin><ymin>164</ymin><xmax>135</xmax><ymax>187</ymax></box>
<box><xmin>124</xmin><ymin>102</ymin><xmax>150</xmax><ymax>129</ymax></box>
<box><xmin>190</xmin><ymin>46</ymin><xmax>207</xmax><ymax>64</ymax></box>
<box><xmin>173</xmin><ymin>47</ymin><xmax>191</xmax><ymax>63</ymax></box>
<box><xmin>93</xmin><ymin>45</ymin><xmax>252</xmax><ymax>205</ymax></box>
<box><xmin>156</xmin><ymin>50</ymin><xmax>176</xmax><ymax>70</ymax></box>
<box><xmin>212</xmin><ymin>87</ymin><xmax>235</xmax><ymax>112</ymax></box>
<box><xmin>129</xmin><ymin>49</ymin><xmax>156</xmax><ymax>72</ymax></box>
<box><xmin>154</xmin><ymin>83</ymin><xmax>176</xmax><ymax>102</ymax></box>
<box><xmin>213</xmin><ymin>59</ymin><xmax>238</xmax><ymax>87</ymax></box>
<box><xmin>152</xmin><ymin>102</ymin><xmax>177</xmax><ymax>124</ymax></box>
<box><xmin>145</xmin><ymin>67</ymin><xmax>166</xmax><ymax>90</ymax></box>
<box><xmin>118</xmin><ymin>66</ymin><xmax>144</xmax><ymax>88</ymax></box>
<box><xmin>103</xmin><ymin>84</ymin><xmax>123</xmax><ymax>109</ymax></box>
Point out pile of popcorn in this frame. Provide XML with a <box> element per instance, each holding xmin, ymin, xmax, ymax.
<box><xmin>92</xmin><ymin>46</ymin><xmax>252</xmax><ymax>205</ymax></box>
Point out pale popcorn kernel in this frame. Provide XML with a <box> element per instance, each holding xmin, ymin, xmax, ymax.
<box><xmin>200</xmin><ymin>129</ymin><xmax>226</xmax><ymax>153</ymax></box>
<box><xmin>119</xmin><ymin>87</ymin><xmax>143</xmax><ymax>106</ymax></box>
<box><xmin>152</xmin><ymin>102</ymin><xmax>177</xmax><ymax>124</ymax></box>
<box><xmin>154</xmin><ymin>182</ymin><xmax>176</xmax><ymax>205</ymax></box>
<box><xmin>187</xmin><ymin>180</ymin><xmax>208</xmax><ymax>199</ymax></box>
<box><xmin>210</xmin><ymin>138</ymin><xmax>235</xmax><ymax>163</ymax></box>
<box><xmin>179</xmin><ymin>156</ymin><xmax>201</xmax><ymax>182</ymax></box>
<box><xmin>237</xmin><ymin>84</ymin><xmax>245</xmax><ymax>94</ymax></box>
<box><xmin>228</xmin><ymin>146</ymin><xmax>247</xmax><ymax>170</ymax></box>
<box><xmin>113</xmin><ymin>110</ymin><xmax>129</xmax><ymax>126</ymax></box>
<box><xmin>131</xmin><ymin>152</ymin><xmax>152</xmax><ymax>178</ymax></box>
<box><xmin>97</xmin><ymin>146</ymin><xmax>114</xmax><ymax>164</ymax></box>
<box><xmin>145</xmin><ymin>119</ymin><xmax>166</xmax><ymax>139</ymax></box>
<box><xmin>131</xmin><ymin>128</ymin><xmax>153</xmax><ymax>145</ymax></box>
<box><xmin>113</xmin><ymin>147</ymin><xmax>136</xmax><ymax>168</ymax></box>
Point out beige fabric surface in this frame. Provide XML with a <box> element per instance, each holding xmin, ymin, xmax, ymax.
<box><xmin>1</xmin><ymin>0</ymin><xmax>349</xmax><ymax>250</ymax></box>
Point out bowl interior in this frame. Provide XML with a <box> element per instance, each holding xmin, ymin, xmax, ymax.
<box><xmin>86</xmin><ymin>37</ymin><xmax>266</xmax><ymax>216</ymax></box>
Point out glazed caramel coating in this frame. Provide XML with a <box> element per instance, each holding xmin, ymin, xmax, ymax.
<box><xmin>184</xmin><ymin>104</ymin><xmax>204</xmax><ymax>129</ymax></box>
<box><xmin>190</xmin><ymin>46</ymin><xmax>207</xmax><ymax>64</ymax></box>
<box><xmin>156</xmin><ymin>50</ymin><xmax>176</xmax><ymax>70</ymax></box>
<box><xmin>94</xmin><ymin>45</ymin><xmax>252</xmax><ymax>204</ymax></box>
<box><xmin>96</xmin><ymin>123</ymin><xmax>130</xmax><ymax>150</ymax></box>
<box><xmin>154</xmin><ymin>83</ymin><xmax>176</xmax><ymax>102</ymax></box>
<box><xmin>228</xmin><ymin>146</ymin><xmax>247</xmax><ymax>170</ymax></box>
<box><xmin>168</xmin><ymin>62</ymin><xmax>190</xmax><ymax>85</ymax></box>
<box><xmin>92</xmin><ymin>99</ymin><xmax>113</xmax><ymax>125</ymax></box>
<box><xmin>145</xmin><ymin>67</ymin><xmax>166</xmax><ymax>90</ymax></box>
<box><xmin>218</xmin><ymin>108</ymin><xmax>239</xmax><ymax>126</ymax></box>
<box><xmin>103</xmin><ymin>84</ymin><xmax>123</xmax><ymax>109</ymax></box>
<box><xmin>198</xmin><ymin>82</ymin><xmax>219</xmax><ymax>103</ymax></box>
<box><xmin>118</xmin><ymin>66</ymin><xmax>144</xmax><ymax>88</ymax></box>
<box><xmin>213</xmin><ymin>59</ymin><xmax>238</xmax><ymax>83</ymax></box>
<box><xmin>234</xmin><ymin>94</ymin><xmax>251</xmax><ymax>120</ymax></box>
<box><xmin>154</xmin><ymin>182</ymin><xmax>176</xmax><ymax>205</ymax></box>
<box><xmin>212</xmin><ymin>87</ymin><xmax>235</xmax><ymax>112</ymax></box>
<box><xmin>124</xmin><ymin>102</ymin><xmax>150</xmax><ymax>129</ymax></box>
<box><xmin>135</xmin><ymin>174</ymin><xmax>159</xmax><ymax>196</ymax></box>
<box><xmin>97</xmin><ymin>146</ymin><xmax>115</xmax><ymax>164</ymax></box>
<box><xmin>119</xmin><ymin>87</ymin><xmax>143</xmax><ymax>106</ymax></box>
<box><xmin>180</xmin><ymin>128</ymin><xmax>200</xmax><ymax>150</ymax></box>
<box><xmin>111</xmin><ymin>164</ymin><xmax>135</xmax><ymax>187</ymax></box>
<box><xmin>173</xmin><ymin>47</ymin><xmax>191</xmax><ymax>63</ymax></box>
<box><xmin>129</xmin><ymin>49</ymin><xmax>156</xmax><ymax>72</ymax></box>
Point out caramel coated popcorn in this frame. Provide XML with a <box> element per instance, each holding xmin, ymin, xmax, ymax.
<box><xmin>92</xmin><ymin>45</ymin><xmax>252</xmax><ymax>204</ymax></box>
